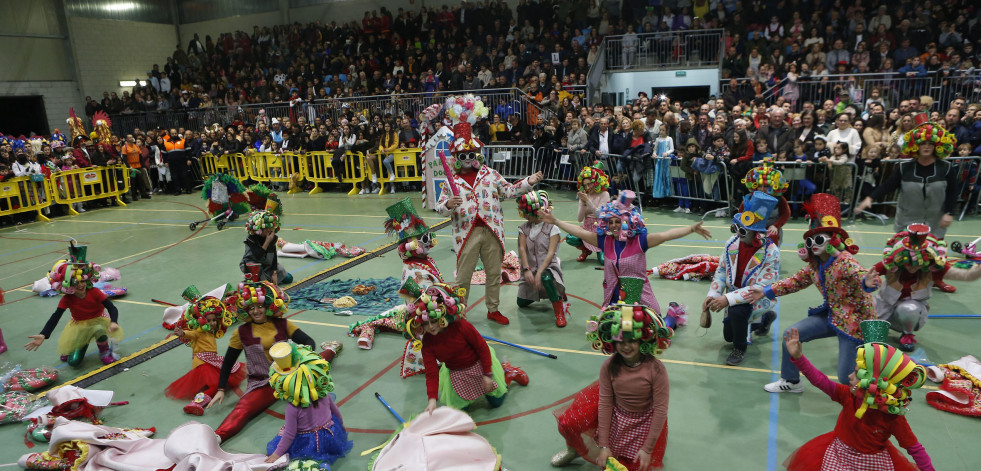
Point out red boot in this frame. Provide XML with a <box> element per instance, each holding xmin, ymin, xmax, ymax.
<box><xmin>501</xmin><ymin>362</ymin><xmax>529</xmax><ymax>387</ymax></box>
<box><xmin>934</xmin><ymin>267</ymin><xmax>956</xmax><ymax>293</ymax></box>
<box><xmin>576</xmin><ymin>245</ymin><xmax>591</xmax><ymax>262</ymax></box>
<box><xmin>183</xmin><ymin>392</ymin><xmax>211</xmax><ymax>416</ymax></box>
<box><xmin>552</xmin><ymin>301</ymin><xmax>568</xmax><ymax>327</ymax></box>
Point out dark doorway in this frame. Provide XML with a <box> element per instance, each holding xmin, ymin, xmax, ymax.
<box><xmin>0</xmin><ymin>95</ymin><xmax>49</xmax><ymax>136</ymax></box>
<box><xmin>650</xmin><ymin>86</ymin><xmax>711</xmax><ymax>105</ymax></box>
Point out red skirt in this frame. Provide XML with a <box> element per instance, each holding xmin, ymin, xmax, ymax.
<box><xmin>785</xmin><ymin>432</ymin><xmax>918</xmax><ymax>471</ymax></box>
<box><xmin>165</xmin><ymin>363</ymin><xmax>246</xmax><ymax>400</ymax></box>
<box><xmin>554</xmin><ymin>382</ymin><xmax>667</xmax><ymax>471</ymax></box>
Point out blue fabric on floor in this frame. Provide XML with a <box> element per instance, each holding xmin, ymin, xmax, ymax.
<box><xmin>288</xmin><ymin>277</ymin><xmax>402</xmax><ymax>315</ymax></box>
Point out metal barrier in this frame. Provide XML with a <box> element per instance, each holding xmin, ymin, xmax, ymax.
<box><xmin>536</xmin><ymin>146</ymin><xmax>580</xmax><ymax>187</ymax></box>
<box><xmin>51</xmin><ymin>165</ymin><xmax>130</xmax><ymax>215</ymax></box>
<box><xmin>375</xmin><ymin>148</ymin><xmax>424</xmax><ymax>195</ymax></box>
<box><xmin>200</xmin><ymin>153</ymin><xmax>227</xmax><ymax>176</ymax></box>
<box><xmin>605</xmin><ymin>29</ymin><xmax>724</xmax><ymax>70</ymax></box>
<box><xmin>0</xmin><ymin>175</ymin><xmax>53</xmax><ymax>222</ymax></box>
<box><xmin>483</xmin><ymin>145</ymin><xmax>537</xmax><ymax>181</ymax></box>
<box><xmin>769</xmin><ymin>160</ymin><xmax>859</xmax><ymax>210</ymax></box>
<box><xmin>853</xmin><ymin>157</ymin><xmax>981</xmax><ymax>224</ymax></box>
<box><xmin>247</xmin><ymin>152</ymin><xmax>304</xmax><ymax>189</ymax></box>
<box><xmin>304</xmin><ymin>151</ymin><xmax>368</xmax><ymax>195</ymax></box>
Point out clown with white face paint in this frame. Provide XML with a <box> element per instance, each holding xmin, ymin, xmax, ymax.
<box><xmin>747</xmin><ymin>194</ymin><xmax>878</xmax><ymax>394</ymax></box>
<box><xmin>704</xmin><ymin>191</ymin><xmax>782</xmax><ymax>366</ymax></box>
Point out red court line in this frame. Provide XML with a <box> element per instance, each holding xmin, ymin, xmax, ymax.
<box><xmin>336</xmin><ymin>357</ymin><xmax>402</xmax><ymax>407</ymax></box>
<box><xmin>285</xmin><ymin>309</ymin><xmax>307</xmax><ymax>319</ymax></box>
<box><xmin>0</xmin><ymin>235</ymin><xmax>88</xmax><ymax>242</ymax></box>
<box><xmin>567</xmin><ymin>293</ymin><xmax>601</xmax><ymax>309</ymax></box>
<box><xmin>0</xmin><ymin>249</ymin><xmax>65</xmax><ymax>267</ymax></box>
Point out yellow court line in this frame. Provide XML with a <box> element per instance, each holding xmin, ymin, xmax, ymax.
<box><xmin>113</xmin><ymin>299</ymin><xmax>168</xmax><ymax>308</ymax></box>
<box><xmin>289</xmin><ymin>318</ymin><xmax>352</xmax><ymax>329</ymax></box>
<box><xmin>38</xmin><ymin>337</ymin><xmax>176</xmax><ymax>398</ymax></box>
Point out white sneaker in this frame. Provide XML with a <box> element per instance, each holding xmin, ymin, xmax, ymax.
<box><xmin>684</xmin><ymin>208</ymin><xmax>691</xmax><ymax>214</ymax></box>
<box><xmin>763</xmin><ymin>378</ymin><xmax>804</xmax><ymax>393</ymax></box>
<box><xmin>389</xmin><ymin>174</ymin><xmax>395</xmax><ymax>182</ymax></box>
<box><xmin>359</xmin><ymin>188</ymin><xmax>367</xmax><ymax>195</ymax></box>
<box><xmin>673</xmin><ymin>206</ymin><xmax>684</xmax><ymax>213</ymax></box>
<box><xmin>715</xmin><ymin>209</ymin><xmax>727</xmax><ymax>218</ymax></box>
<box><xmin>550</xmin><ymin>448</ymin><xmax>578</xmax><ymax>467</ymax></box>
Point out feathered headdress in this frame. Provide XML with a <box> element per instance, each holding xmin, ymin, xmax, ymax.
<box><xmin>66</xmin><ymin>108</ymin><xmax>86</xmax><ymax>143</ymax></box>
<box><xmin>92</xmin><ymin>111</ymin><xmax>112</xmax><ymax>143</ymax></box>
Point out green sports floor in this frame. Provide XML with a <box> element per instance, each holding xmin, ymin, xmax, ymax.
<box><xmin>1</xmin><ymin>190</ymin><xmax>979</xmax><ymax>470</ymax></box>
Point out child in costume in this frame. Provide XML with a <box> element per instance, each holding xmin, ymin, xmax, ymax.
<box><xmin>405</xmin><ymin>283</ymin><xmax>529</xmax><ymax>414</ymax></box>
<box><xmin>783</xmin><ymin>320</ymin><xmax>935</xmax><ymax>471</ymax></box>
<box><xmin>265</xmin><ymin>341</ymin><xmax>352</xmax><ymax>466</ymax></box>
<box><xmin>165</xmin><ymin>285</ymin><xmax>246</xmax><ymax>416</ymax></box>
<box><xmin>516</xmin><ymin>190</ymin><xmax>570</xmax><ymax>327</ymax></box>
<box><xmin>749</xmin><ymin>194</ymin><xmax>878</xmax><ymax>393</ymax></box>
<box><xmin>544</xmin><ymin>190</ymin><xmax>712</xmax><ymax>313</ymax></box>
<box><xmin>435</xmin><ymin>94</ymin><xmax>543</xmax><ymax>326</ymax></box>
<box><xmin>552</xmin><ymin>303</ymin><xmax>673</xmax><ymax>471</ymax></box>
<box><xmin>865</xmin><ymin>224</ymin><xmax>981</xmax><ymax>351</ymax></box>
<box><xmin>240</xmin><ymin>210</ymin><xmax>293</xmax><ymax>285</ymax></box>
<box><xmin>209</xmin><ymin>281</ymin><xmax>335</xmax><ymax>442</ymax></box>
<box><xmin>566</xmin><ymin>162</ymin><xmax>611</xmax><ymax>263</ymax></box>
<box><xmin>25</xmin><ymin>244</ymin><xmax>123</xmax><ymax>367</ymax></box>
<box><xmin>704</xmin><ymin>191</ymin><xmax>781</xmax><ymax>366</ymax></box>
<box><xmin>739</xmin><ymin>158</ymin><xmax>791</xmax><ymax>244</ymax></box>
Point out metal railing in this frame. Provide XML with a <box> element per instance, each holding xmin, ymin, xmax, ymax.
<box><xmin>604</xmin><ymin>29</ymin><xmax>724</xmax><ymax>71</ymax></box>
<box><xmin>853</xmin><ymin>157</ymin><xmax>981</xmax><ymax>224</ymax></box>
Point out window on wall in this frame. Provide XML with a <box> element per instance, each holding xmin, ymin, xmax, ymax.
<box><xmin>0</xmin><ymin>96</ymin><xmax>50</xmax><ymax>136</ymax></box>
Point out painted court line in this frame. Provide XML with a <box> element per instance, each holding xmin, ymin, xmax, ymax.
<box><xmin>766</xmin><ymin>303</ymin><xmax>782</xmax><ymax>471</ymax></box>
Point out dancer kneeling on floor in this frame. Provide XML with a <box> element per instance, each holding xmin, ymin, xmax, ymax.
<box><xmin>164</xmin><ymin>285</ymin><xmax>245</xmax><ymax>415</ymax></box>
<box><xmin>552</xmin><ymin>303</ymin><xmax>672</xmax><ymax>471</ymax></box>
<box><xmin>517</xmin><ymin>190</ymin><xmax>571</xmax><ymax>327</ymax></box>
<box><xmin>704</xmin><ymin>191</ymin><xmax>781</xmax><ymax>366</ymax></box>
<box><xmin>265</xmin><ymin>341</ymin><xmax>352</xmax><ymax>465</ymax></box>
<box><xmin>209</xmin><ymin>281</ymin><xmax>340</xmax><ymax>442</ymax></box>
<box><xmin>405</xmin><ymin>283</ymin><xmax>528</xmax><ymax>414</ymax></box>
<box><xmin>26</xmin><ymin>243</ymin><xmax>123</xmax><ymax>367</ymax></box>
<box><xmin>783</xmin><ymin>320</ymin><xmax>934</xmax><ymax>471</ymax></box>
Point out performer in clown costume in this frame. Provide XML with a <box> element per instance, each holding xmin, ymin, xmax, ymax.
<box><xmin>435</xmin><ymin>94</ymin><xmax>543</xmax><ymax>326</ymax></box>
<box><xmin>544</xmin><ymin>190</ymin><xmax>711</xmax><ymax>314</ymax></box>
<box><xmin>749</xmin><ymin>194</ymin><xmax>878</xmax><ymax>393</ymax></box>
<box><xmin>405</xmin><ymin>283</ymin><xmax>529</xmax><ymax>414</ymax></box>
<box><xmin>264</xmin><ymin>341</ymin><xmax>352</xmax><ymax>465</ymax></box>
<box><xmin>856</xmin><ymin>113</ymin><xmax>960</xmax><ymax>292</ymax></box>
<box><xmin>864</xmin><ymin>224</ymin><xmax>981</xmax><ymax>351</ymax></box>
<box><xmin>551</xmin><ymin>303</ymin><xmax>673</xmax><ymax>471</ymax></box>
<box><xmin>566</xmin><ymin>162</ymin><xmax>612</xmax><ymax>263</ymax></box>
<box><xmin>783</xmin><ymin>320</ymin><xmax>935</xmax><ymax>471</ymax></box>
<box><xmin>241</xmin><ymin>210</ymin><xmax>292</xmax><ymax>285</ymax></box>
<box><xmin>516</xmin><ymin>190</ymin><xmax>570</xmax><ymax>327</ymax></box>
<box><xmin>704</xmin><ymin>191</ymin><xmax>781</xmax><ymax>366</ymax></box>
<box><xmin>738</xmin><ymin>158</ymin><xmax>791</xmax><ymax>245</ymax></box>
<box><xmin>25</xmin><ymin>243</ymin><xmax>123</xmax><ymax>367</ymax></box>
<box><xmin>164</xmin><ymin>285</ymin><xmax>245</xmax><ymax>416</ymax></box>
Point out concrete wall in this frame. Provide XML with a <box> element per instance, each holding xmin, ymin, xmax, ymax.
<box><xmin>67</xmin><ymin>16</ymin><xmax>178</xmax><ymax>100</ymax></box>
<box><xmin>0</xmin><ymin>81</ymin><xmax>83</xmax><ymax>135</ymax></box>
<box><xmin>604</xmin><ymin>68</ymin><xmax>720</xmax><ymax>103</ymax></box>
<box><xmin>178</xmin><ymin>11</ymin><xmax>282</xmax><ymax>43</ymax></box>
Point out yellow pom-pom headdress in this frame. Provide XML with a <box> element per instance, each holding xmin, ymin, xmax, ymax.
<box><xmin>586</xmin><ymin>303</ymin><xmax>673</xmax><ymax>356</ymax></box>
<box><xmin>901</xmin><ymin>116</ymin><xmax>956</xmax><ymax>159</ymax></box>
<box><xmin>46</xmin><ymin>242</ymin><xmax>100</xmax><ymax>295</ymax></box>
<box><xmin>854</xmin><ymin>342</ymin><xmax>927</xmax><ymax>419</ymax></box>
<box><xmin>268</xmin><ymin>341</ymin><xmax>334</xmax><ymax>408</ymax></box>
<box><xmin>577</xmin><ymin>161</ymin><xmax>610</xmax><ymax>193</ymax></box>
<box><xmin>236</xmin><ymin>281</ymin><xmax>289</xmax><ymax>320</ymax></box>
<box><xmin>742</xmin><ymin>158</ymin><xmax>789</xmax><ymax>195</ymax></box>
<box><xmin>402</xmin><ymin>283</ymin><xmax>467</xmax><ymax>351</ymax></box>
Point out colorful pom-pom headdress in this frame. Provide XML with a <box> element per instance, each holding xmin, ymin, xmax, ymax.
<box><xmin>268</xmin><ymin>341</ymin><xmax>334</xmax><ymax>408</ymax></box>
<box><xmin>385</xmin><ymin>198</ymin><xmax>435</xmax><ymax>259</ymax></box>
<box><xmin>853</xmin><ymin>320</ymin><xmax>927</xmax><ymax>419</ymax></box>
<box><xmin>236</xmin><ymin>281</ymin><xmax>289</xmax><ymax>320</ymax></box>
<box><xmin>901</xmin><ymin>113</ymin><xmax>956</xmax><ymax>159</ymax></box>
<box><xmin>177</xmin><ymin>285</ymin><xmax>236</xmax><ymax>339</ymax></box>
<box><xmin>517</xmin><ymin>190</ymin><xmax>552</xmax><ymax>219</ymax></box>
<box><xmin>801</xmin><ymin>193</ymin><xmax>858</xmax><ymax>256</ymax></box>
<box><xmin>742</xmin><ymin>158</ymin><xmax>789</xmax><ymax>196</ymax></box>
<box><xmin>596</xmin><ymin>190</ymin><xmax>646</xmax><ymax>241</ymax></box>
<box><xmin>577</xmin><ymin>162</ymin><xmax>610</xmax><ymax>193</ymax></box>
<box><xmin>402</xmin><ymin>283</ymin><xmax>468</xmax><ymax>350</ymax></box>
<box><xmin>245</xmin><ymin>210</ymin><xmax>281</xmax><ymax>235</ymax></box>
<box><xmin>46</xmin><ymin>242</ymin><xmax>100</xmax><ymax>295</ymax></box>
<box><xmin>444</xmin><ymin>94</ymin><xmax>488</xmax><ymax>170</ymax></box>
<box><xmin>733</xmin><ymin>191</ymin><xmax>778</xmax><ymax>233</ymax></box>
<box><xmin>881</xmin><ymin>224</ymin><xmax>946</xmax><ymax>273</ymax></box>
<box><xmin>586</xmin><ymin>303</ymin><xmax>674</xmax><ymax>356</ymax></box>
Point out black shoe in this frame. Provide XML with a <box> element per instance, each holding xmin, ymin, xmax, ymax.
<box><xmin>726</xmin><ymin>349</ymin><xmax>746</xmax><ymax>366</ymax></box>
<box><xmin>754</xmin><ymin>311</ymin><xmax>777</xmax><ymax>336</ymax></box>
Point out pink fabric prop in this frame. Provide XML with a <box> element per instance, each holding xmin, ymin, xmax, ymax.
<box><xmin>438</xmin><ymin>150</ymin><xmax>460</xmax><ymax>196</ymax></box>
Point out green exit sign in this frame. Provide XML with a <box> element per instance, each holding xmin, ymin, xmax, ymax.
<box><xmin>675</xmin><ymin>71</ymin><xmax>686</xmax><ymax>77</ymax></box>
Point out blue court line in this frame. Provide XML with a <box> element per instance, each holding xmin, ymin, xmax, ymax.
<box><xmin>766</xmin><ymin>301</ymin><xmax>782</xmax><ymax>471</ymax></box>
<box><xmin>54</xmin><ymin>324</ymin><xmax>165</xmax><ymax>370</ymax></box>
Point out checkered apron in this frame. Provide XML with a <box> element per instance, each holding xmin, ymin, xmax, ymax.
<box><xmin>608</xmin><ymin>404</ymin><xmax>655</xmax><ymax>463</ymax></box>
<box><xmin>449</xmin><ymin>361</ymin><xmax>498</xmax><ymax>401</ymax></box>
<box><xmin>821</xmin><ymin>437</ymin><xmax>894</xmax><ymax>471</ymax></box>
<box><xmin>195</xmin><ymin>351</ymin><xmax>241</xmax><ymax>373</ymax></box>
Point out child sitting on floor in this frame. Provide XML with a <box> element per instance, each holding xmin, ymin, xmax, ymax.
<box><xmin>516</xmin><ymin>190</ymin><xmax>570</xmax><ymax>327</ymax></box>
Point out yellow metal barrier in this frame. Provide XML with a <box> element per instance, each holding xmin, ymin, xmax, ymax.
<box><xmin>224</xmin><ymin>153</ymin><xmax>250</xmax><ymax>181</ymax></box>
<box><xmin>376</xmin><ymin>148</ymin><xmax>423</xmax><ymax>195</ymax></box>
<box><xmin>51</xmin><ymin>165</ymin><xmax>130</xmax><ymax>215</ymax></box>
<box><xmin>0</xmin><ymin>175</ymin><xmax>53</xmax><ymax>222</ymax></box>
<box><xmin>304</xmin><ymin>151</ymin><xmax>367</xmax><ymax>195</ymax></box>
<box><xmin>247</xmin><ymin>152</ymin><xmax>305</xmax><ymax>192</ymax></box>
<box><xmin>200</xmin><ymin>153</ymin><xmax>228</xmax><ymax>176</ymax></box>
